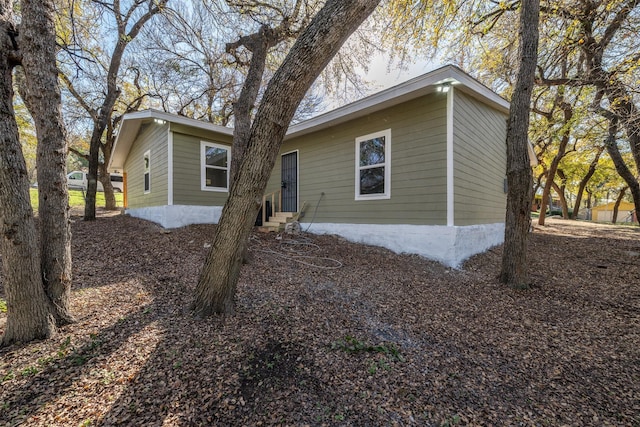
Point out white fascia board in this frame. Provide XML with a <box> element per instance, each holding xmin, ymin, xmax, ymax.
<box><xmin>286</xmin><ymin>64</ymin><xmax>510</xmax><ymax>140</ymax></box>
<box><xmin>109</xmin><ymin>109</ymin><xmax>233</xmax><ymax>172</ymax></box>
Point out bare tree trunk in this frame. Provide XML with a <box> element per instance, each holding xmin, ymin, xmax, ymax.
<box><xmin>228</xmin><ymin>28</ymin><xmax>271</xmax><ymax>187</ymax></box>
<box><xmin>0</xmin><ymin>2</ymin><xmax>55</xmax><ymax>346</ymax></box>
<box><xmin>500</xmin><ymin>0</ymin><xmax>540</xmax><ymax>289</ymax></box>
<box><xmin>21</xmin><ymin>0</ymin><xmax>74</xmax><ymax>325</ymax></box>
<box><xmin>81</xmin><ymin>1</ymin><xmax>167</xmax><ymax>221</ymax></box>
<box><xmin>538</xmin><ymin>101</ymin><xmax>572</xmax><ymax>225</ymax></box>
<box><xmin>99</xmin><ymin>163</ymin><xmax>117</xmax><ymax>210</ymax></box>
<box><xmin>572</xmin><ymin>145</ymin><xmax>604</xmax><ymax>219</ymax></box>
<box><xmin>84</xmin><ymin>125</ymin><xmax>103</xmax><ymax>220</ymax></box>
<box><xmin>551</xmin><ymin>180</ymin><xmax>569</xmax><ymax>218</ymax></box>
<box><xmin>612</xmin><ymin>187</ymin><xmax>627</xmax><ymax>224</ymax></box>
<box><xmin>604</xmin><ymin>119</ymin><xmax>640</xmax><ymax>224</ymax></box>
<box><xmin>192</xmin><ymin>0</ymin><xmax>382</xmax><ymax>316</ymax></box>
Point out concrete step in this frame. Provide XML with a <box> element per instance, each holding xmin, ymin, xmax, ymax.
<box><xmin>269</xmin><ymin>215</ymin><xmax>294</xmax><ymax>224</ymax></box>
<box><xmin>272</xmin><ymin>212</ymin><xmax>294</xmax><ymax>219</ymax></box>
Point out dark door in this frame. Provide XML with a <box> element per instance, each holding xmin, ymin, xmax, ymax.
<box><xmin>281</xmin><ymin>151</ymin><xmax>298</xmax><ymax>212</ymax></box>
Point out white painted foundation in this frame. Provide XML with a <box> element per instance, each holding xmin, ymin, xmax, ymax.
<box><xmin>125</xmin><ymin>205</ymin><xmax>223</xmax><ymax>229</ymax></box>
<box><xmin>305</xmin><ymin>222</ymin><xmax>505</xmax><ymax>268</ymax></box>
<box><xmin>125</xmin><ymin>205</ymin><xmax>503</xmax><ymax>268</ymax></box>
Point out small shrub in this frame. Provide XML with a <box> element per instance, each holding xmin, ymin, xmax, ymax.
<box><xmin>331</xmin><ymin>336</ymin><xmax>405</xmax><ymax>362</ymax></box>
<box><xmin>1</xmin><ymin>371</ymin><xmax>14</xmax><ymax>384</ymax></box>
<box><xmin>21</xmin><ymin>366</ymin><xmax>39</xmax><ymax>377</ymax></box>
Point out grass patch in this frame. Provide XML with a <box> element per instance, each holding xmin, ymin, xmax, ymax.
<box><xmin>30</xmin><ymin>188</ymin><xmax>123</xmax><ymax>212</ymax></box>
<box><xmin>332</xmin><ymin>336</ymin><xmax>404</xmax><ymax>361</ymax></box>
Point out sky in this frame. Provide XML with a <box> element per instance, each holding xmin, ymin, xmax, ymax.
<box><xmin>365</xmin><ymin>53</ymin><xmax>438</xmax><ymax>91</ymax></box>
<box><xmin>318</xmin><ymin>52</ymin><xmax>440</xmax><ymax>114</ymax></box>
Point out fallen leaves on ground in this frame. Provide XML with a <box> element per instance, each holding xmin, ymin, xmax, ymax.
<box><xmin>0</xmin><ymin>213</ymin><xmax>639</xmax><ymax>426</ymax></box>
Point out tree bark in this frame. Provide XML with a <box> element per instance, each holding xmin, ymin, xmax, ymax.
<box><xmin>228</xmin><ymin>26</ymin><xmax>273</xmax><ymax>187</ymax></box>
<box><xmin>550</xmin><ymin>179</ymin><xmax>569</xmax><ymax>218</ymax></box>
<box><xmin>192</xmin><ymin>0</ymin><xmax>382</xmax><ymax>316</ymax></box>
<box><xmin>0</xmin><ymin>2</ymin><xmax>55</xmax><ymax>346</ymax></box>
<box><xmin>82</xmin><ymin>0</ymin><xmax>167</xmax><ymax>220</ymax></box>
<box><xmin>604</xmin><ymin>119</ymin><xmax>640</xmax><ymax>223</ymax></box>
<box><xmin>99</xmin><ymin>162</ymin><xmax>118</xmax><ymax>211</ymax></box>
<box><xmin>612</xmin><ymin>186</ymin><xmax>627</xmax><ymax>224</ymax></box>
<box><xmin>538</xmin><ymin>101</ymin><xmax>571</xmax><ymax>225</ymax></box>
<box><xmin>21</xmin><ymin>0</ymin><xmax>74</xmax><ymax>325</ymax></box>
<box><xmin>572</xmin><ymin>145</ymin><xmax>604</xmax><ymax>219</ymax></box>
<box><xmin>500</xmin><ymin>0</ymin><xmax>540</xmax><ymax>289</ymax></box>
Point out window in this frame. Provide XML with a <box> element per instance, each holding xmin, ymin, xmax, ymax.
<box><xmin>355</xmin><ymin>129</ymin><xmax>391</xmax><ymax>200</ymax></box>
<box><xmin>201</xmin><ymin>141</ymin><xmax>230</xmax><ymax>192</ymax></box>
<box><xmin>143</xmin><ymin>150</ymin><xmax>150</xmax><ymax>193</ymax></box>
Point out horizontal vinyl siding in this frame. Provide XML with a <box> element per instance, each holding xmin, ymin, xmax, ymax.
<box><xmin>124</xmin><ymin>123</ymin><xmax>169</xmax><ymax>208</ymax></box>
<box><xmin>171</xmin><ymin>130</ymin><xmax>232</xmax><ymax>206</ymax></box>
<box><xmin>272</xmin><ymin>93</ymin><xmax>448</xmax><ymax>225</ymax></box>
<box><xmin>453</xmin><ymin>90</ymin><xmax>507</xmax><ymax>225</ymax></box>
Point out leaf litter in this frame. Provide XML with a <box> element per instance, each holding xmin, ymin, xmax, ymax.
<box><xmin>0</xmin><ymin>212</ymin><xmax>639</xmax><ymax>426</ymax></box>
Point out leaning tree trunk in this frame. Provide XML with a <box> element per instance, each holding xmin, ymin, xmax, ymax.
<box><xmin>0</xmin><ymin>3</ymin><xmax>55</xmax><ymax>345</ymax></box>
<box><xmin>21</xmin><ymin>0</ymin><xmax>74</xmax><ymax>325</ymax></box>
<box><xmin>572</xmin><ymin>145</ymin><xmax>604</xmax><ymax>219</ymax></box>
<box><xmin>228</xmin><ymin>27</ymin><xmax>271</xmax><ymax>187</ymax></box>
<box><xmin>604</xmin><ymin>119</ymin><xmax>640</xmax><ymax>224</ymax></box>
<box><xmin>551</xmin><ymin>180</ymin><xmax>569</xmax><ymax>218</ymax></box>
<box><xmin>192</xmin><ymin>0</ymin><xmax>382</xmax><ymax>316</ymax></box>
<box><xmin>500</xmin><ymin>0</ymin><xmax>540</xmax><ymax>288</ymax></box>
<box><xmin>612</xmin><ymin>187</ymin><xmax>627</xmax><ymax>224</ymax></box>
<box><xmin>99</xmin><ymin>162</ymin><xmax>118</xmax><ymax>210</ymax></box>
<box><xmin>84</xmin><ymin>126</ymin><xmax>103</xmax><ymax>220</ymax></box>
<box><xmin>538</xmin><ymin>101</ymin><xmax>571</xmax><ymax>225</ymax></box>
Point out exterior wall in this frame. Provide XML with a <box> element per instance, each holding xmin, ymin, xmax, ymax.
<box><xmin>124</xmin><ymin>122</ymin><xmax>169</xmax><ymax>208</ymax></box>
<box><xmin>271</xmin><ymin>93</ymin><xmax>449</xmax><ymax>225</ymax></box>
<box><xmin>452</xmin><ymin>90</ymin><xmax>508</xmax><ymax>226</ymax></box>
<box><xmin>171</xmin><ymin>125</ymin><xmax>232</xmax><ymax>206</ymax></box>
<box><xmin>592</xmin><ymin>201</ymin><xmax>635</xmax><ymax>222</ymax></box>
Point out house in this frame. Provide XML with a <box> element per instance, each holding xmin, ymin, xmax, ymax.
<box><xmin>110</xmin><ymin>65</ymin><xmax>510</xmax><ymax>267</ymax></box>
<box><xmin>591</xmin><ymin>201</ymin><xmax>636</xmax><ymax>223</ymax></box>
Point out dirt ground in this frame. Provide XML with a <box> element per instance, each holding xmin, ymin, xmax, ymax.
<box><xmin>0</xmin><ymin>213</ymin><xmax>639</xmax><ymax>426</ymax></box>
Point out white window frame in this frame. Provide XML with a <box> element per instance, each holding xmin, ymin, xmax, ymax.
<box><xmin>355</xmin><ymin>129</ymin><xmax>391</xmax><ymax>200</ymax></box>
<box><xmin>201</xmin><ymin>141</ymin><xmax>230</xmax><ymax>192</ymax></box>
<box><xmin>143</xmin><ymin>150</ymin><xmax>151</xmax><ymax>194</ymax></box>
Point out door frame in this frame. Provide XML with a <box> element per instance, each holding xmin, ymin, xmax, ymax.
<box><xmin>281</xmin><ymin>149</ymin><xmax>299</xmax><ymax>212</ymax></box>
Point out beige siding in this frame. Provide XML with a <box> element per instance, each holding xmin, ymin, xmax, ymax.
<box><xmin>453</xmin><ymin>90</ymin><xmax>507</xmax><ymax>225</ymax></box>
<box><xmin>271</xmin><ymin>94</ymin><xmax>449</xmax><ymax>225</ymax></box>
<box><xmin>124</xmin><ymin>123</ymin><xmax>169</xmax><ymax>208</ymax></box>
<box><xmin>171</xmin><ymin>130</ymin><xmax>232</xmax><ymax>206</ymax></box>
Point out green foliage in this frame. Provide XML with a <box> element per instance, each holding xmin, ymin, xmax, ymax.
<box><xmin>57</xmin><ymin>335</ymin><xmax>72</xmax><ymax>358</ymax></box>
<box><xmin>0</xmin><ymin>371</ymin><xmax>14</xmax><ymax>384</ymax></box>
<box><xmin>0</xmin><ymin>298</ymin><xmax>6</xmax><ymax>313</ymax></box>
<box><xmin>20</xmin><ymin>366</ymin><xmax>39</xmax><ymax>377</ymax></box>
<box><xmin>331</xmin><ymin>336</ymin><xmax>405</xmax><ymax>362</ymax></box>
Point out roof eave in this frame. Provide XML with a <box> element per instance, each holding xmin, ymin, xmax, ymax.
<box><xmin>286</xmin><ymin>64</ymin><xmax>510</xmax><ymax>139</ymax></box>
<box><xmin>109</xmin><ymin>109</ymin><xmax>233</xmax><ymax>172</ymax></box>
